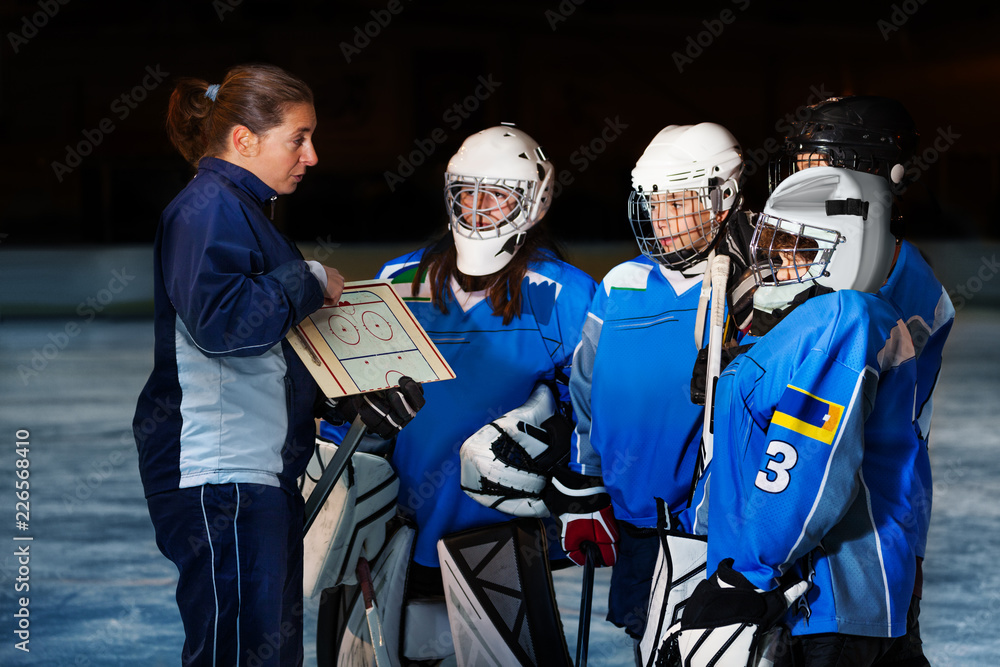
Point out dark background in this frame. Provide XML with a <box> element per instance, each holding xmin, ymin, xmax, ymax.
<box><xmin>3</xmin><ymin>0</ymin><xmax>998</xmax><ymax>248</ymax></box>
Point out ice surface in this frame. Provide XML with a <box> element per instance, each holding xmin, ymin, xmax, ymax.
<box><xmin>0</xmin><ymin>311</ymin><xmax>996</xmax><ymax>665</ymax></box>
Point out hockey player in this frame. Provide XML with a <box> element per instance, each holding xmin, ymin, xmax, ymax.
<box><xmin>317</xmin><ymin>125</ymin><xmax>596</xmax><ymax>665</ymax></box>
<box><xmin>678</xmin><ymin>167</ymin><xmax>923</xmax><ymax>667</ymax></box>
<box><xmin>549</xmin><ymin>123</ymin><xmax>747</xmax><ymax>655</ymax></box>
<box><xmin>770</xmin><ymin>96</ymin><xmax>953</xmax><ymax>663</ymax></box>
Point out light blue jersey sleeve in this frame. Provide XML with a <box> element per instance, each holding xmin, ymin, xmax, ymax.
<box><xmin>569</xmin><ymin>306</ymin><xmax>605</xmax><ymax>476</ymax></box>
<box><xmin>877</xmin><ymin>240</ymin><xmax>955</xmax><ymax>557</ymax></box>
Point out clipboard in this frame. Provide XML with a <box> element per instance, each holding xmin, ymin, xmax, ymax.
<box><xmin>288</xmin><ymin>280</ymin><xmax>455</xmax><ymax>398</ymax></box>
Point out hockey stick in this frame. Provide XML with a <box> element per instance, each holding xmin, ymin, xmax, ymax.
<box><xmin>303</xmin><ymin>414</ymin><xmax>366</xmax><ymax>536</ymax></box>
<box><xmin>696</xmin><ymin>254</ymin><xmax>730</xmax><ymax>477</ymax></box>
<box><xmin>357</xmin><ymin>556</ymin><xmax>392</xmax><ymax>667</ymax></box>
<box><xmin>693</xmin><ymin>250</ymin><xmax>715</xmax><ymax>350</ymax></box>
<box><xmin>576</xmin><ymin>543</ymin><xmax>597</xmax><ymax>667</ymax></box>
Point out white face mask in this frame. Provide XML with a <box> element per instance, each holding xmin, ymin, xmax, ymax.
<box><xmin>751</xmin><ymin>281</ymin><xmax>816</xmax><ymax>317</ymax></box>
<box><xmin>752</xmin><ymin>256</ymin><xmax>827</xmax><ymax>310</ymax></box>
<box><xmin>452</xmin><ymin>228</ymin><xmax>526</xmax><ymax>276</ymax></box>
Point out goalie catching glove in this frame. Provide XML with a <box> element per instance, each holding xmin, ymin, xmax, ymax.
<box><xmin>320</xmin><ymin>376</ymin><xmax>425</xmax><ymax>439</ymax></box>
<box><xmin>677</xmin><ymin>558</ymin><xmax>809</xmax><ymax>667</ymax></box>
<box><xmin>543</xmin><ymin>466</ymin><xmax>619</xmax><ymax>567</ymax></box>
<box><xmin>459</xmin><ymin>383</ymin><xmax>571</xmax><ymax>517</ymax></box>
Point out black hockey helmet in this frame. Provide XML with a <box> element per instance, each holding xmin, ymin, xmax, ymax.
<box><xmin>769</xmin><ymin>96</ymin><xmax>919</xmax><ymax>193</ymax></box>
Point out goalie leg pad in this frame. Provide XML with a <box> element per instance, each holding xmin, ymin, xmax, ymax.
<box><xmin>402</xmin><ymin>598</ymin><xmax>454</xmax><ymax>660</ymax></box>
<box><xmin>315</xmin><ymin>520</ymin><xmax>415</xmax><ymax>667</ymax></box>
<box><xmin>303</xmin><ymin>437</ymin><xmax>399</xmax><ymax>593</ymax></box>
<box><xmin>638</xmin><ymin>531</ymin><xmax>708</xmax><ymax>665</ymax></box>
<box><xmin>438</xmin><ymin>518</ymin><xmax>573</xmax><ymax>667</ymax></box>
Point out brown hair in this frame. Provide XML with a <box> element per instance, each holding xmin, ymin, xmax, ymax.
<box><xmin>758</xmin><ymin>224</ymin><xmax>819</xmax><ymax>259</ymax></box>
<box><xmin>165</xmin><ymin>63</ymin><xmax>314</xmax><ymax>167</ymax></box>
<box><xmin>412</xmin><ymin>227</ymin><xmax>565</xmax><ymax>326</ymax></box>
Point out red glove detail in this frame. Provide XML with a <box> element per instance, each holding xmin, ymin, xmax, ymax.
<box><xmin>559</xmin><ymin>504</ymin><xmax>619</xmax><ymax>567</ymax></box>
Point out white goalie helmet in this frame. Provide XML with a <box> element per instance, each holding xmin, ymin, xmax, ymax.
<box><xmin>444</xmin><ymin>125</ymin><xmax>554</xmax><ymax>276</ymax></box>
<box><xmin>751</xmin><ymin>166</ymin><xmax>894</xmax><ymax>298</ymax></box>
<box><xmin>628</xmin><ymin>123</ymin><xmax>744</xmax><ymax>271</ymax></box>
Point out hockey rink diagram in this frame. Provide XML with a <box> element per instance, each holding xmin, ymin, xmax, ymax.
<box><xmin>308</xmin><ymin>290</ymin><xmax>436</xmax><ymax>392</ymax></box>
<box><xmin>290</xmin><ymin>281</ymin><xmax>455</xmax><ymax>398</ymax></box>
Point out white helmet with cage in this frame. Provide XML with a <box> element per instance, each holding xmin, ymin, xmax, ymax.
<box><xmin>627</xmin><ymin>123</ymin><xmax>744</xmax><ymax>271</ymax></box>
<box><xmin>444</xmin><ymin>125</ymin><xmax>554</xmax><ymax>276</ymax></box>
<box><xmin>751</xmin><ymin>166</ymin><xmax>894</xmax><ymax>304</ymax></box>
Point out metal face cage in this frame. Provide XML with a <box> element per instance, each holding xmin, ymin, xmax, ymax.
<box><xmin>749</xmin><ymin>214</ymin><xmax>842</xmax><ymax>287</ymax></box>
<box><xmin>768</xmin><ymin>145</ymin><xmax>891</xmax><ymax>194</ymax></box>
<box><xmin>445</xmin><ymin>175</ymin><xmax>534</xmax><ymax>239</ymax></box>
<box><xmin>627</xmin><ymin>186</ymin><xmax>720</xmax><ymax>270</ymax></box>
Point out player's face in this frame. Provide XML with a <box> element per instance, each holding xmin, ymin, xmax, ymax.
<box><xmin>794</xmin><ymin>152</ymin><xmax>830</xmax><ymax>172</ymax></box>
<box><xmin>650</xmin><ymin>191</ymin><xmax>715</xmax><ymax>253</ymax></box>
<box><xmin>774</xmin><ymin>250</ymin><xmax>811</xmax><ymax>282</ymax></box>
<box><xmin>249</xmin><ymin>103</ymin><xmax>318</xmax><ymax>195</ymax></box>
<box><xmin>457</xmin><ymin>186</ymin><xmax>518</xmax><ymax>230</ymax></box>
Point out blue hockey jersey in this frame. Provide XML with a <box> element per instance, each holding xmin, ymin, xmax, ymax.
<box><xmin>877</xmin><ymin>240</ymin><xmax>955</xmax><ymax>558</ymax></box>
<box><xmin>570</xmin><ymin>255</ymin><xmax>711</xmax><ymax>527</ymax></box>
<box><xmin>707</xmin><ymin>289</ymin><xmax>921</xmax><ymax>638</ymax></box>
<box><xmin>683</xmin><ymin>241</ymin><xmax>954</xmax><ymax>544</ymax></box>
<box><xmin>368</xmin><ymin>248</ymin><xmax>596</xmax><ymax>567</ymax></box>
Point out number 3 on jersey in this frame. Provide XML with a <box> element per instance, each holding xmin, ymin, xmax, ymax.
<box><xmin>755</xmin><ymin>440</ymin><xmax>798</xmax><ymax>493</ymax></box>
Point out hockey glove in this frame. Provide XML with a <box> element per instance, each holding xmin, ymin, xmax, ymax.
<box><xmin>677</xmin><ymin>558</ymin><xmax>808</xmax><ymax>667</ymax></box>
<box><xmin>322</xmin><ymin>376</ymin><xmax>425</xmax><ymax>440</ymax></box>
<box><xmin>543</xmin><ymin>466</ymin><xmax>619</xmax><ymax>567</ymax></box>
<box><xmin>460</xmin><ymin>383</ymin><xmax>571</xmax><ymax>518</ymax></box>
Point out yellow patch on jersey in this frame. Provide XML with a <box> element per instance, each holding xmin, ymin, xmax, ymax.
<box><xmin>771</xmin><ymin>385</ymin><xmax>844</xmax><ymax>445</ymax></box>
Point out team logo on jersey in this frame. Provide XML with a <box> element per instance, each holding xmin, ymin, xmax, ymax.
<box><xmin>771</xmin><ymin>385</ymin><xmax>844</xmax><ymax>445</ymax></box>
